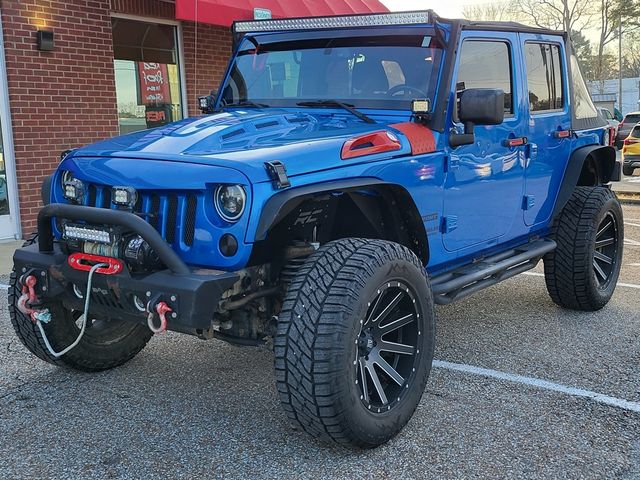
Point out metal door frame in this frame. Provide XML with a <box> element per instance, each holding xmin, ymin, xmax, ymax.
<box><xmin>0</xmin><ymin>10</ymin><xmax>21</xmax><ymax>240</ymax></box>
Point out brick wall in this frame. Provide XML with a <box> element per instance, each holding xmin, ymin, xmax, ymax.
<box><xmin>1</xmin><ymin>0</ymin><xmax>118</xmax><ymax>235</ymax></box>
<box><xmin>1</xmin><ymin>0</ymin><xmax>233</xmax><ymax>235</ymax></box>
<box><xmin>182</xmin><ymin>22</ymin><xmax>232</xmax><ymax>116</ymax></box>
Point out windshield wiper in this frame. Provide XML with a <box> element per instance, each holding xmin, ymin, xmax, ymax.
<box><xmin>297</xmin><ymin>100</ymin><xmax>375</xmax><ymax>124</ymax></box>
<box><xmin>223</xmin><ymin>100</ymin><xmax>270</xmax><ymax>109</ymax></box>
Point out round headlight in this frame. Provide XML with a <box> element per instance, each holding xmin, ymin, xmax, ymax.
<box><xmin>214</xmin><ymin>185</ymin><xmax>246</xmax><ymax>222</ymax></box>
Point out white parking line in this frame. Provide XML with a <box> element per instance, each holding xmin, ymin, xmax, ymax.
<box><xmin>522</xmin><ymin>271</ymin><xmax>640</xmax><ymax>289</ymax></box>
<box><xmin>0</xmin><ymin>284</ymin><xmax>8</xmax><ymax>291</ymax></box>
<box><xmin>624</xmin><ymin>238</ymin><xmax>640</xmax><ymax>246</ymax></box>
<box><xmin>624</xmin><ymin>222</ymin><xmax>640</xmax><ymax>228</ymax></box>
<box><xmin>433</xmin><ymin>360</ymin><xmax>640</xmax><ymax>414</ymax></box>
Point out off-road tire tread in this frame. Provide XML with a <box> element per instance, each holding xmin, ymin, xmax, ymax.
<box><xmin>544</xmin><ymin>186</ymin><xmax>622</xmax><ymax>311</ymax></box>
<box><xmin>274</xmin><ymin>238</ymin><xmax>433</xmax><ymax>447</ymax></box>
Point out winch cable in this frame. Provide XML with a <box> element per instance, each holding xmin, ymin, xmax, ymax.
<box><xmin>35</xmin><ymin>262</ymin><xmax>108</xmax><ymax>358</ymax></box>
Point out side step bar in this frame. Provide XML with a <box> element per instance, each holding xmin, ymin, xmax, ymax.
<box><xmin>430</xmin><ymin>239</ymin><xmax>556</xmax><ymax>305</ymax></box>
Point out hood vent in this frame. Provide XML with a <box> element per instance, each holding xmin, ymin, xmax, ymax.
<box><xmin>255</xmin><ymin>120</ymin><xmax>280</xmax><ymax>129</ymax></box>
<box><xmin>221</xmin><ymin>128</ymin><xmax>246</xmax><ymax>140</ymax></box>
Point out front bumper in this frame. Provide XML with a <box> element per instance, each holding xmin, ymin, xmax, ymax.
<box><xmin>623</xmin><ymin>155</ymin><xmax>640</xmax><ymax>168</ymax></box>
<box><xmin>13</xmin><ymin>204</ymin><xmax>239</xmax><ymax>333</ymax></box>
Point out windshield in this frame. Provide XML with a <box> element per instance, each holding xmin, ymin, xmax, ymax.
<box><xmin>220</xmin><ymin>33</ymin><xmax>444</xmax><ymax>111</ymax></box>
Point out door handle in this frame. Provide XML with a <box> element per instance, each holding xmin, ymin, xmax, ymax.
<box><xmin>502</xmin><ymin>137</ymin><xmax>528</xmax><ymax>148</ymax></box>
<box><xmin>553</xmin><ymin>129</ymin><xmax>574</xmax><ymax>139</ymax></box>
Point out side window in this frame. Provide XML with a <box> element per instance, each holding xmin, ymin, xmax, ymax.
<box><xmin>524</xmin><ymin>43</ymin><xmax>564</xmax><ymax>112</ymax></box>
<box><xmin>457</xmin><ymin>40</ymin><xmax>513</xmax><ymax>114</ymax></box>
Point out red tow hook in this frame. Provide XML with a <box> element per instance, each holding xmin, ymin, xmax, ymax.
<box><xmin>22</xmin><ymin>275</ymin><xmax>38</xmax><ymax>303</ymax></box>
<box><xmin>17</xmin><ymin>274</ymin><xmax>52</xmax><ymax>324</ymax></box>
<box><xmin>147</xmin><ymin>301</ymin><xmax>172</xmax><ymax>334</ymax></box>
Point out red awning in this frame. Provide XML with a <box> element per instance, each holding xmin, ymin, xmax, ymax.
<box><xmin>176</xmin><ymin>0</ymin><xmax>389</xmax><ymax>27</ymax></box>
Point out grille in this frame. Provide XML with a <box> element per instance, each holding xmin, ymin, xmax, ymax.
<box><xmin>81</xmin><ymin>185</ymin><xmax>198</xmax><ymax>248</ymax></box>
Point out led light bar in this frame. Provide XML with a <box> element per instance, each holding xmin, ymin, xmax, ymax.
<box><xmin>234</xmin><ymin>11</ymin><xmax>433</xmax><ymax>33</ymax></box>
<box><xmin>63</xmin><ymin>224</ymin><xmax>112</xmax><ymax>245</ymax></box>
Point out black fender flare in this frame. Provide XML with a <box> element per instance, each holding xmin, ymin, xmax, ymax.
<box><xmin>253</xmin><ymin>177</ymin><xmax>429</xmax><ymax>263</ymax></box>
<box><xmin>552</xmin><ymin>144</ymin><xmax>617</xmax><ymax>219</ymax></box>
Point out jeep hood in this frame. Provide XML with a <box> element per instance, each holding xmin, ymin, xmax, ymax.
<box><xmin>72</xmin><ymin>109</ymin><xmax>416</xmax><ymax>183</ymax></box>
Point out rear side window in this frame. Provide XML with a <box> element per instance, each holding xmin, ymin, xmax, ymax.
<box><xmin>631</xmin><ymin>126</ymin><xmax>640</xmax><ymax>138</ymax></box>
<box><xmin>457</xmin><ymin>40</ymin><xmax>513</xmax><ymax>114</ymax></box>
<box><xmin>524</xmin><ymin>43</ymin><xmax>564</xmax><ymax>112</ymax></box>
<box><xmin>625</xmin><ymin>114</ymin><xmax>640</xmax><ymax>124</ymax></box>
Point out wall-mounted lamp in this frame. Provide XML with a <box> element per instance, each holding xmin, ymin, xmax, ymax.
<box><xmin>36</xmin><ymin>30</ymin><xmax>54</xmax><ymax>51</ymax></box>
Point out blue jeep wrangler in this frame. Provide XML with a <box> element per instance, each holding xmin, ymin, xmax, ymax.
<box><xmin>9</xmin><ymin>11</ymin><xmax>622</xmax><ymax>447</ymax></box>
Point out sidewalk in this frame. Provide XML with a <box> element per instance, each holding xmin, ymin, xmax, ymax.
<box><xmin>0</xmin><ymin>239</ymin><xmax>21</xmax><ymax>276</ymax></box>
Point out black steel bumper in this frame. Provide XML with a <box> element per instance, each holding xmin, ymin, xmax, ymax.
<box><xmin>14</xmin><ymin>204</ymin><xmax>239</xmax><ymax>334</ymax></box>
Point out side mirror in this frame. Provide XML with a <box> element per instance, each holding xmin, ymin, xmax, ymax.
<box><xmin>450</xmin><ymin>88</ymin><xmax>505</xmax><ymax>148</ymax></box>
<box><xmin>198</xmin><ymin>90</ymin><xmax>217</xmax><ymax>114</ymax></box>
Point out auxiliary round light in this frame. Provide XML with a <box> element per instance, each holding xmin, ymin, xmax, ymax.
<box><xmin>214</xmin><ymin>185</ymin><xmax>246</xmax><ymax>222</ymax></box>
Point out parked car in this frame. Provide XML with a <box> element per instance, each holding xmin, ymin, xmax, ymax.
<box><xmin>598</xmin><ymin>107</ymin><xmax>619</xmax><ymax>131</ymax></box>
<box><xmin>615</xmin><ymin>111</ymin><xmax>640</xmax><ymax>148</ymax></box>
<box><xmin>9</xmin><ymin>11</ymin><xmax>622</xmax><ymax>448</ymax></box>
<box><xmin>622</xmin><ymin>123</ymin><xmax>640</xmax><ymax>175</ymax></box>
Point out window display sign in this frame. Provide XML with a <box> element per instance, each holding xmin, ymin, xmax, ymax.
<box><xmin>137</xmin><ymin>62</ymin><xmax>172</xmax><ymax>105</ymax></box>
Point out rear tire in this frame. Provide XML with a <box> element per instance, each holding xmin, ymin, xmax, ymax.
<box><xmin>544</xmin><ymin>187</ymin><xmax>623</xmax><ymax>311</ymax></box>
<box><xmin>275</xmin><ymin>238</ymin><xmax>435</xmax><ymax>448</ymax></box>
<box><xmin>8</xmin><ymin>235</ymin><xmax>153</xmax><ymax>372</ymax></box>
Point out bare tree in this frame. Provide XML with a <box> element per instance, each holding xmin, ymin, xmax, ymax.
<box><xmin>462</xmin><ymin>2</ymin><xmax>518</xmax><ymax>22</ymax></box>
<box><xmin>513</xmin><ymin>0</ymin><xmax>593</xmax><ymax>32</ymax></box>
<box><xmin>593</xmin><ymin>0</ymin><xmax>640</xmax><ymax>90</ymax></box>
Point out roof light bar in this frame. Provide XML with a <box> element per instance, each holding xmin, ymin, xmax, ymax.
<box><xmin>234</xmin><ymin>11</ymin><xmax>433</xmax><ymax>33</ymax></box>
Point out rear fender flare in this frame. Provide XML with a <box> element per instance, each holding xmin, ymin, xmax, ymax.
<box><xmin>552</xmin><ymin>145</ymin><xmax>617</xmax><ymax>219</ymax></box>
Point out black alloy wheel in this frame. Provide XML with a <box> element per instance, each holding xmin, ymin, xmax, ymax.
<box><xmin>593</xmin><ymin>212</ymin><xmax>620</xmax><ymax>287</ymax></box>
<box><xmin>356</xmin><ymin>281</ymin><xmax>421</xmax><ymax>413</ymax></box>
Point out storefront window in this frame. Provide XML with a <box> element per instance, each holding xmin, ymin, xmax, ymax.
<box><xmin>112</xmin><ymin>18</ymin><xmax>184</xmax><ymax>134</ymax></box>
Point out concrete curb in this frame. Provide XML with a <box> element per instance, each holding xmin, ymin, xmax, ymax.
<box><xmin>615</xmin><ymin>192</ymin><xmax>640</xmax><ymax>204</ymax></box>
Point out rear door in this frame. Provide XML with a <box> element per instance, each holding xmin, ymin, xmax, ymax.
<box><xmin>443</xmin><ymin>32</ymin><xmax>526</xmax><ymax>252</ymax></box>
<box><xmin>520</xmin><ymin>34</ymin><xmax>572</xmax><ymax>227</ymax></box>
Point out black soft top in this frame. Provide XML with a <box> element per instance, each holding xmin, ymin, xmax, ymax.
<box><xmin>458</xmin><ymin>19</ymin><xmax>565</xmax><ymax>37</ymax></box>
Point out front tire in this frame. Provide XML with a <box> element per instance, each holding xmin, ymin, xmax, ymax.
<box><xmin>8</xmin><ymin>235</ymin><xmax>153</xmax><ymax>372</ymax></box>
<box><xmin>275</xmin><ymin>238</ymin><xmax>435</xmax><ymax>448</ymax></box>
<box><xmin>544</xmin><ymin>187</ymin><xmax>623</xmax><ymax>311</ymax></box>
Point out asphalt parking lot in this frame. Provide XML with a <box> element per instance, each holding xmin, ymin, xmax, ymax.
<box><xmin>1</xmin><ymin>204</ymin><xmax>639</xmax><ymax>479</ymax></box>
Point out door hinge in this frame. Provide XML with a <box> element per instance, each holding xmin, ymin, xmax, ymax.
<box><xmin>445</xmin><ymin>155</ymin><xmax>459</xmax><ymax>172</ymax></box>
<box><xmin>441</xmin><ymin>215</ymin><xmax>459</xmax><ymax>233</ymax></box>
<box><xmin>522</xmin><ymin>195</ymin><xmax>535</xmax><ymax>210</ymax></box>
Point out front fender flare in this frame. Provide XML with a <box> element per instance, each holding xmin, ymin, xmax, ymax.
<box><xmin>254</xmin><ymin>178</ymin><xmax>386</xmax><ymax>241</ymax></box>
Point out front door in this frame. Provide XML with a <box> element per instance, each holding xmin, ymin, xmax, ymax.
<box><xmin>519</xmin><ymin>34</ymin><xmax>572</xmax><ymax>227</ymax></box>
<box><xmin>443</xmin><ymin>33</ymin><xmax>526</xmax><ymax>252</ymax></box>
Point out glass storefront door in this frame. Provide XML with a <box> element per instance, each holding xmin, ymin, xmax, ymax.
<box><xmin>0</xmin><ymin>13</ymin><xmax>18</xmax><ymax>240</ymax></box>
<box><xmin>112</xmin><ymin>17</ymin><xmax>185</xmax><ymax>134</ymax></box>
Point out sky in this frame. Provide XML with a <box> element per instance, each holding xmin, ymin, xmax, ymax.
<box><xmin>380</xmin><ymin>0</ymin><xmax>491</xmax><ymax>19</ymax></box>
